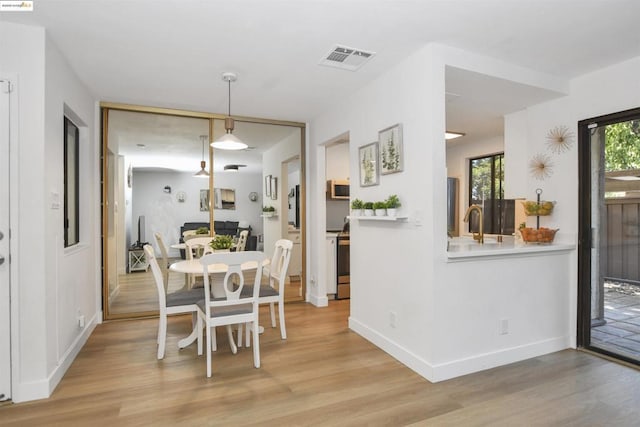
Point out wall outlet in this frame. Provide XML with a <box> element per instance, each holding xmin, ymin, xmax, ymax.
<box><xmin>389</xmin><ymin>311</ymin><xmax>397</xmax><ymax>328</ymax></box>
<box><xmin>78</xmin><ymin>314</ymin><xmax>85</xmax><ymax>329</ymax></box>
<box><xmin>499</xmin><ymin>318</ymin><xmax>509</xmax><ymax>335</ymax></box>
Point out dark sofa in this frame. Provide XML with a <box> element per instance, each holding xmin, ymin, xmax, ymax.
<box><xmin>179</xmin><ymin>221</ymin><xmax>256</xmax><ymax>258</ymax></box>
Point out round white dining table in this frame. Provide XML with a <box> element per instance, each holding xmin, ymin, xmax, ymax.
<box><xmin>169</xmin><ymin>256</ymin><xmax>268</xmax><ymax>348</ymax></box>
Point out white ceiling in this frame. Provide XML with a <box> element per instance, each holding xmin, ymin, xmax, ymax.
<box><xmin>5</xmin><ymin>0</ymin><xmax>640</xmax><ymax>150</ymax></box>
<box><xmin>108</xmin><ymin>109</ymin><xmax>299</xmax><ymax>173</ymax></box>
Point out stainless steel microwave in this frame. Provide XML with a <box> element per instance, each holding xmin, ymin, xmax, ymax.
<box><xmin>327</xmin><ymin>180</ymin><xmax>350</xmax><ymax>200</ymax></box>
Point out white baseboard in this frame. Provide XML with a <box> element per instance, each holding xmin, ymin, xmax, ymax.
<box><xmin>12</xmin><ymin>312</ymin><xmax>98</xmax><ymax>403</ymax></box>
<box><xmin>349</xmin><ymin>317</ymin><xmax>570</xmax><ymax>383</ymax></box>
<box><xmin>308</xmin><ymin>293</ymin><xmax>328</xmax><ymax>307</ymax></box>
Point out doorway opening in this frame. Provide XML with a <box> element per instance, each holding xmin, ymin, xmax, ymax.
<box><xmin>578</xmin><ymin>107</ymin><xmax>640</xmax><ymax>365</ymax></box>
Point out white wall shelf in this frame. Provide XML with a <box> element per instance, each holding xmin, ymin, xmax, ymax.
<box><xmin>261</xmin><ymin>214</ymin><xmax>278</xmax><ymax>219</ymax></box>
<box><xmin>350</xmin><ymin>216</ymin><xmax>408</xmax><ymax>222</ymax></box>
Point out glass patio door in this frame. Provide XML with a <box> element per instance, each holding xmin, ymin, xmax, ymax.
<box><xmin>579</xmin><ymin>107</ymin><xmax>640</xmax><ymax>364</ymax></box>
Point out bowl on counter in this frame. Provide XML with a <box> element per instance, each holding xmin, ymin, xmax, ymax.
<box><xmin>519</xmin><ymin>227</ymin><xmax>558</xmax><ymax>244</ymax></box>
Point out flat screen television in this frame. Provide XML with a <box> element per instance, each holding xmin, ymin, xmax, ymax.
<box><xmin>136</xmin><ymin>215</ymin><xmax>146</xmax><ymax>247</ymax></box>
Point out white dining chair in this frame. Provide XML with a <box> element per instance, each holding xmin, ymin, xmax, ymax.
<box><xmin>154</xmin><ymin>232</ymin><xmax>170</xmax><ymax>291</ymax></box>
<box><xmin>239</xmin><ymin>239</ymin><xmax>293</xmax><ymax>347</ymax></box>
<box><xmin>197</xmin><ymin>251</ymin><xmax>267</xmax><ymax>378</ymax></box>
<box><xmin>144</xmin><ymin>245</ymin><xmax>203</xmax><ymax>360</ymax></box>
<box><xmin>236</xmin><ymin>230</ymin><xmax>249</xmax><ymax>252</ymax></box>
<box><xmin>184</xmin><ymin>236</ymin><xmax>215</xmax><ymax>287</ymax></box>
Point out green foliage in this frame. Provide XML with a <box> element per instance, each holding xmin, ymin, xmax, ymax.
<box><xmin>604</xmin><ymin>121</ymin><xmax>640</xmax><ymax>171</ymax></box>
<box><xmin>470</xmin><ymin>154</ymin><xmax>504</xmax><ymax>203</ymax></box>
<box><xmin>373</xmin><ymin>201</ymin><xmax>387</xmax><ymax>209</ymax></box>
<box><xmin>385</xmin><ymin>194</ymin><xmax>401</xmax><ymax>208</ymax></box>
<box><xmin>381</xmin><ymin>134</ymin><xmax>400</xmax><ymax>171</ymax></box>
<box><xmin>363</xmin><ymin>202</ymin><xmax>374</xmax><ymax>209</ymax></box>
<box><xmin>262</xmin><ymin>205</ymin><xmax>275</xmax><ymax>212</ymax></box>
<box><xmin>209</xmin><ymin>234</ymin><xmax>234</xmax><ymax>250</ymax></box>
<box><xmin>350</xmin><ymin>198</ymin><xmax>364</xmax><ymax>209</ymax></box>
<box><xmin>195</xmin><ymin>227</ymin><xmax>209</xmax><ymax>235</ymax></box>
<box><xmin>362</xmin><ymin>149</ymin><xmax>375</xmax><ymax>184</ymax></box>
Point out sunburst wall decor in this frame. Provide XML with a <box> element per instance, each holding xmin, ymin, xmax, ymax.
<box><xmin>546</xmin><ymin>125</ymin><xmax>574</xmax><ymax>154</ymax></box>
<box><xmin>529</xmin><ymin>153</ymin><xmax>554</xmax><ymax>180</ymax></box>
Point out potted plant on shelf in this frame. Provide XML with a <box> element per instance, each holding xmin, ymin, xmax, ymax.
<box><xmin>209</xmin><ymin>234</ymin><xmax>234</xmax><ymax>252</ymax></box>
<box><xmin>262</xmin><ymin>205</ymin><xmax>276</xmax><ymax>217</ymax></box>
<box><xmin>385</xmin><ymin>194</ymin><xmax>401</xmax><ymax>217</ymax></box>
<box><xmin>363</xmin><ymin>202</ymin><xmax>374</xmax><ymax>216</ymax></box>
<box><xmin>373</xmin><ymin>201</ymin><xmax>387</xmax><ymax>216</ymax></box>
<box><xmin>350</xmin><ymin>198</ymin><xmax>364</xmax><ymax>217</ymax></box>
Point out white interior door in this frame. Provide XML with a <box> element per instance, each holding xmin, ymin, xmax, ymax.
<box><xmin>0</xmin><ymin>78</ymin><xmax>12</xmax><ymax>401</ymax></box>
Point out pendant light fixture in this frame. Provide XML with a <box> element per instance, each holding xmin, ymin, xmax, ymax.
<box><xmin>211</xmin><ymin>72</ymin><xmax>248</xmax><ymax>150</ymax></box>
<box><xmin>194</xmin><ymin>135</ymin><xmax>210</xmax><ymax>178</ymax></box>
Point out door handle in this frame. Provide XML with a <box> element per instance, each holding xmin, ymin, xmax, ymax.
<box><xmin>0</xmin><ymin>231</ymin><xmax>4</xmax><ymax>240</ymax></box>
<box><xmin>0</xmin><ymin>255</ymin><xmax>4</xmax><ymax>265</ymax></box>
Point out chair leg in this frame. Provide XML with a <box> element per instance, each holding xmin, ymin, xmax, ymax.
<box><xmin>157</xmin><ymin>315</ymin><xmax>167</xmax><ymax>359</ymax></box>
<box><xmin>211</xmin><ymin>327</ymin><xmax>217</xmax><ymax>351</ymax></box>
<box><xmin>245</xmin><ymin>322</ymin><xmax>251</xmax><ymax>348</ymax></box>
<box><xmin>252</xmin><ymin>319</ymin><xmax>260</xmax><ymax>368</ymax></box>
<box><xmin>237</xmin><ymin>324</ymin><xmax>243</xmax><ymax>348</ymax></box>
<box><xmin>196</xmin><ymin>315</ymin><xmax>203</xmax><ymax>356</ymax></box>
<box><xmin>278</xmin><ymin>301</ymin><xmax>287</xmax><ymax>340</ymax></box>
<box><xmin>226</xmin><ymin>325</ymin><xmax>237</xmax><ymax>354</ymax></box>
<box><xmin>270</xmin><ymin>302</ymin><xmax>276</xmax><ymax>328</ymax></box>
<box><xmin>206</xmin><ymin>323</ymin><xmax>212</xmax><ymax>378</ymax></box>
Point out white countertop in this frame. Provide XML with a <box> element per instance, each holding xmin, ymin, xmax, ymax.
<box><xmin>446</xmin><ymin>235</ymin><xmax>576</xmax><ymax>261</ymax></box>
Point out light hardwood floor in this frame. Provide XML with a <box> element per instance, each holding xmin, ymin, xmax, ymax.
<box><xmin>3</xmin><ymin>300</ymin><xmax>640</xmax><ymax>426</ymax></box>
<box><xmin>110</xmin><ymin>262</ymin><xmax>303</xmax><ymax>315</ymax></box>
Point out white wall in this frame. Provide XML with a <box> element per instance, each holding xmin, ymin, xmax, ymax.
<box><xmin>2</xmin><ymin>22</ymin><xmax>98</xmax><ymax>402</ymax></box>
<box><xmin>309</xmin><ymin>43</ymin><xmax>442</xmax><ymax>352</ymax></box>
<box><xmin>308</xmin><ymin>42</ymin><xmax>587</xmax><ymax>384</ymax></box>
<box><xmin>132</xmin><ymin>170</ymin><xmax>262</xmax><ymax>257</ymax></box>
<box><xmin>326</xmin><ymin>142</ymin><xmax>350</xmax><ymax>230</ymax></box>
<box><xmin>263</xmin><ymin>132</ymin><xmax>302</xmax><ymax>257</ymax></box>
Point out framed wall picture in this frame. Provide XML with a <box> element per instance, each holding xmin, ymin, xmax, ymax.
<box><xmin>265</xmin><ymin>175</ymin><xmax>272</xmax><ymax>197</ymax></box>
<box><xmin>270</xmin><ymin>176</ymin><xmax>278</xmax><ymax>200</ymax></box>
<box><xmin>359</xmin><ymin>141</ymin><xmax>379</xmax><ymax>187</ymax></box>
<box><xmin>378</xmin><ymin>123</ymin><xmax>403</xmax><ymax>175</ymax></box>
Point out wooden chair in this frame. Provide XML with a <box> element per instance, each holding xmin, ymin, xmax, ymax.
<box><xmin>196</xmin><ymin>251</ymin><xmax>267</xmax><ymax>378</ymax></box>
<box><xmin>240</xmin><ymin>239</ymin><xmax>293</xmax><ymax>347</ymax></box>
<box><xmin>144</xmin><ymin>245</ymin><xmax>202</xmax><ymax>359</ymax></box>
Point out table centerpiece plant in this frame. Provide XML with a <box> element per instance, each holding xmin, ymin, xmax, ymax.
<box><xmin>209</xmin><ymin>235</ymin><xmax>234</xmax><ymax>252</ymax></box>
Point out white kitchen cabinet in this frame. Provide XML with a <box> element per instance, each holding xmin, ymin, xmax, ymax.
<box><xmin>326</xmin><ymin>233</ymin><xmax>337</xmax><ymax>294</ymax></box>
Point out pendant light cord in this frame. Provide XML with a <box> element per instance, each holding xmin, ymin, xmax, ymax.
<box><xmin>228</xmin><ymin>79</ymin><xmax>232</xmax><ymax>117</ymax></box>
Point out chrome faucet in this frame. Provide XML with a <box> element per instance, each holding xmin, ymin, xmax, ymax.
<box><xmin>463</xmin><ymin>204</ymin><xmax>484</xmax><ymax>244</ymax></box>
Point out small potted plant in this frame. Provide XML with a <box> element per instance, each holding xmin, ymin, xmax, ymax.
<box><xmin>363</xmin><ymin>202</ymin><xmax>374</xmax><ymax>216</ymax></box>
<box><xmin>385</xmin><ymin>194</ymin><xmax>401</xmax><ymax>217</ymax></box>
<box><xmin>373</xmin><ymin>201</ymin><xmax>387</xmax><ymax>216</ymax></box>
<box><xmin>262</xmin><ymin>205</ymin><xmax>276</xmax><ymax>217</ymax></box>
<box><xmin>350</xmin><ymin>198</ymin><xmax>364</xmax><ymax>217</ymax></box>
<box><xmin>209</xmin><ymin>234</ymin><xmax>234</xmax><ymax>252</ymax></box>
<box><xmin>195</xmin><ymin>226</ymin><xmax>209</xmax><ymax>235</ymax></box>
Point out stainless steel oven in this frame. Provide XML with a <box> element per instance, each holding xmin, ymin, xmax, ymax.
<box><xmin>336</xmin><ymin>232</ymin><xmax>350</xmax><ymax>299</ymax></box>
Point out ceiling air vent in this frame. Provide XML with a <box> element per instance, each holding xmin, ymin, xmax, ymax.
<box><xmin>319</xmin><ymin>45</ymin><xmax>376</xmax><ymax>71</ymax></box>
